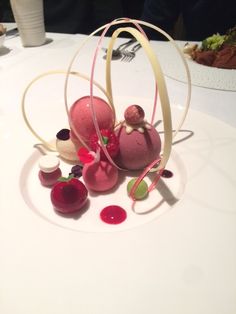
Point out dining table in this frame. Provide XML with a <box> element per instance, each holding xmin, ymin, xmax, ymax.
<box><xmin>0</xmin><ymin>22</ymin><xmax>236</xmax><ymax>314</ymax></box>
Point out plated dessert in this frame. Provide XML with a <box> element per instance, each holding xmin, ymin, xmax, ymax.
<box><xmin>21</xmin><ymin>18</ymin><xmax>191</xmax><ymax>226</ymax></box>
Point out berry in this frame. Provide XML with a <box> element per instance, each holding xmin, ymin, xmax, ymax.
<box><xmin>89</xmin><ymin>129</ymin><xmax>119</xmax><ymax>160</ymax></box>
<box><xmin>69</xmin><ymin>165</ymin><xmax>83</xmax><ymax>178</ymax></box>
<box><xmin>51</xmin><ymin>177</ymin><xmax>88</xmax><ymax>214</ymax></box>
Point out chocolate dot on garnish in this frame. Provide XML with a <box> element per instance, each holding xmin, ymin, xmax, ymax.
<box><xmin>56</xmin><ymin>128</ymin><xmax>70</xmax><ymax>141</ymax></box>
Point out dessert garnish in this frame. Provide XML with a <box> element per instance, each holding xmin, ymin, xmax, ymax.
<box><xmin>161</xmin><ymin>169</ymin><xmax>173</xmax><ymax>178</ymax></box>
<box><xmin>100</xmin><ymin>205</ymin><xmax>127</xmax><ymax>224</ymax></box>
<box><xmin>55</xmin><ymin>128</ymin><xmax>79</xmax><ymax>162</ymax></box>
<box><xmin>124</xmin><ymin>104</ymin><xmax>145</xmax><ymax>125</ymax></box>
<box><xmin>82</xmin><ymin>159</ymin><xmax>119</xmax><ymax>192</ymax></box>
<box><xmin>89</xmin><ymin>129</ymin><xmax>119</xmax><ymax>160</ymax></box>
<box><xmin>78</xmin><ymin>146</ymin><xmax>118</xmax><ymax>192</ymax></box>
<box><xmin>56</xmin><ymin>128</ymin><xmax>70</xmax><ymax>141</ymax></box>
<box><xmin>50</xmin><ymin>176</ymin><xmax>88</xmax><ymax>214</ymax></box>
<box><xmin>38</xmin><ymin>155</ymin><xmax>62</xmax><ymax>187</ymax></box>
<box><xmin>119</xmin><ymin>104</ymin><xmax>151</xmax><ymax>134</ymax></box>
<box><xmin>127</xmin><ymin>178</ymin><xmax>149</xmax><ymax>200</ymax></box>
<box><xmin>69</xmin><ymin>165</ymin><xmax>83</xmax><ymax>178</ymax></box>
<box><xmin>77</xmin><ymin>147</ymin><xmax>99</xmax><ymax>164</ymax></box>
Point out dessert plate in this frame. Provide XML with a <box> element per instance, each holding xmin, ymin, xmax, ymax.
<box><xmin>153</xmin><ymin>41</ymin><xmax>236</xmax><ymax>91</ymax></box>
<box><xmin>19</xmin><ymin>92</ymin><xmax>189</xmax><ymax>233</ymax></box>
<box><xmin>15</xmin><ymin>90</ymin><xmax>236</xmax><ymax>233</ymax></box>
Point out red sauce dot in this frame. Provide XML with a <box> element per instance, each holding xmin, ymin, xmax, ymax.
<box><xmin>100</xmin><ymin>205</ymin><xmax>127</xmax><ymax>225</ymax></box>
<box><xmin>161</xmin><ymin>169</ymin><xmax>173</xmax><ymax>178</ymax></box>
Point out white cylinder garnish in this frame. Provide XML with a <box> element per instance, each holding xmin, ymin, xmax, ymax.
<box><xmin>38</xmin><ymin>155</ymin><xmax>60</xmax><ymax>173</ymax></box>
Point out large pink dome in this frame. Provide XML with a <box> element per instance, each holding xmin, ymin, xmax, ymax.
<box><xmin>115</xmin><ymin>125</ymin><xmax>161</xmax><ymax>170</ymax></box>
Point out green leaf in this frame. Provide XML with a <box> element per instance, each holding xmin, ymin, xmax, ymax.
<box><xmin>58</xmin><ymin>174</ymin><xmax>74</xmax><ymax>182</ymax></box>
<box><xmin>102</xmin><ymin>136</ymin><xmax>109</xmax><ymax>145</ymax></box>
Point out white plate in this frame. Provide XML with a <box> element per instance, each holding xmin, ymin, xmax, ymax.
<box><xmin>18</xmin><ymin>100</ymin><xmax>236</xmax><ymax>232</ymax></box>
<box><xmin>3</xmin><ymin>82</ymin><xmax>236</xmax><ymax>230</ymax></box>
<box><xmin>19</xmin><ymin>86</ymin><xmax>189</xmax><ymax>233</ymax></box>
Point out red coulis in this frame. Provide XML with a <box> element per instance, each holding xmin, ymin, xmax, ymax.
<box><xmin>100</xmin><ymin>205</ymin><xmax>127</xmax><ymax>224</ymax></box>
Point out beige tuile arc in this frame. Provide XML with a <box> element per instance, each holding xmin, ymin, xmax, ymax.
<box><xmin>22</xmin><ymin>18</ymin><xmax>191</xmax><ymax>175</ymax></box>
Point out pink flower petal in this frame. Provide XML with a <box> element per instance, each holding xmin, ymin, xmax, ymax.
<box><xmin>78</xmin><ymin>147</ymin><xmax>95</xmax><ymax>164</ymax></box>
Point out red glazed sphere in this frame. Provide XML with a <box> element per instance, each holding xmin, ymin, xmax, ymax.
<box><xmin>51</xmin><ymin>178</ymin><xmax>88</xmax><ymax>214</ymax></box>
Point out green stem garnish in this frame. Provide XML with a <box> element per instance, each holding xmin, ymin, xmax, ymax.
<box><xmin>102</xmin><ymin>136</ymin><xmax>109</xmax><ymax>145</ymax></box>
<box><xmin>58</xmin><ymin>174</ymin><xmax>74</xmax><ymax>182</ymax></box>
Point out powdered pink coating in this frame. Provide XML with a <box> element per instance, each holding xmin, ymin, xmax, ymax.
<box><xmin>82</xmin><ymin>160</ymin><xmax>118</xmax><ymax>192</ymax></box>
<box><xmin>39</xmin><ymin>168</ymin><xmax>62</xmax><ymax>187</ymax></box>
<box><xmin>115</xmin><ymin>126</ymin><xmax>161</xmax><ymax>170</ymax></box>
<box><xmin>124</xmin><ymin>105</ymin><xmax>145</xmax><ymax>125</ymax></box>
<box><xmin>69</xmin><ymin>96</ymin><xmax>115</xmax><ymax>143</ymax></box>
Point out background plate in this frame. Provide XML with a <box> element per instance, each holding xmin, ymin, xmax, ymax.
<box><xmin>153</xmin><ymin>41</ymin><xmax>236</xmax><ymax>91</ymax></box>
